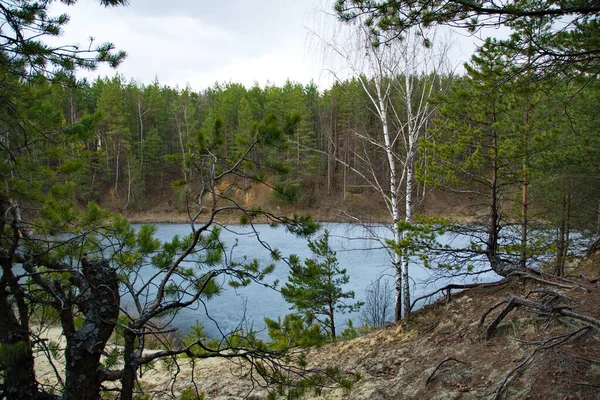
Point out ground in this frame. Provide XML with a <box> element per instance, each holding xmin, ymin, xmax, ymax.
<box><xmin>119</xmin><ymin>181</ymin><xmax>484</xmax><ymax>225</ymax></box>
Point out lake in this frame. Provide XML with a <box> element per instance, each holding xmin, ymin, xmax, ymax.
<box><xmin>134</xmin><ymin>222</ymin><xmax>500</xmax><ymax>339</ymax></box>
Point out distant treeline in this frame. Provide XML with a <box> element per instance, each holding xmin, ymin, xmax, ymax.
<box><xmin>10</xmin><ymin>73</ymin><xmax>600</xmax><ymax>232</ymax></box>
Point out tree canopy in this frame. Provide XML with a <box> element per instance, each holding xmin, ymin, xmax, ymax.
<box><xmin>335</xmin><ymin>0</ymin><xmax>600</xmax><ymax>77</ymax></box>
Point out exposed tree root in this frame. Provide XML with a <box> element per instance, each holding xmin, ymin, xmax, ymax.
<box><xmin>477</xmin><ymin>281</ymin><xmax>600</xmax><ymax>399</ymax></box>
<box><xmin>425</xmin><ymin>357</ymin><xmax>468</xmax><ymax>385</ymax></box>
<box><xmin>580</xmin><ymin>273</ymin><xmax>599</xmax><ymax>284</ymax></box>
<box><xmin>492</xmin><ymin>327</ymin><xmax>591</xmax><ymax>400</ymax></box>
<box><xmin>479</xmin><ymin>292</ymin><xmax>600</xmax><ymax>340</ymax></box>
<box><xmin>525</xmin><ymin>288</ymin><xmax>579</xmax><ymax>304</ymax></box>
<box><xmin>510</xmin><ymin>270</ymin><xmax>588</xmax><ymax>292</ymax></box>
<box><xmin>408</xmin><ymin>278</ymin><xmax>511</xmax><ymax>314</ymax></box>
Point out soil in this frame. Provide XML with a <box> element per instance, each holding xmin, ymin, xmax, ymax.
<box><xmin>121</xmin><ymin>184</ymin><xmax>482</xmax><ymax>225</ymax></box>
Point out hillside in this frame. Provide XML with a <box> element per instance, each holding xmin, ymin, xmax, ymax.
<box><xmin>50</xmin><ymin>249</ymin><xmax>595</xmax><ymax>399</ymax></box>
<box><xmin>121</xmin><ymin>182</ymin><xmax>482</xmax><ymax>225</ymax></box>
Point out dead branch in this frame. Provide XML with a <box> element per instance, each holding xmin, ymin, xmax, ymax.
<box><xmin>425</xmin><ymin>357</ymin><xmax>468</xmax><ymax>385</ymax></box>
<box><xmin>511</xmin><ymin>271</ymin><xmax>587</xmax><ymax>291</ymax></box>
<box><xmin>525</xmin><ymin>288</ymin><xmax>579</xmax><ymax>304</ymax></box>
<box><xmin>573</xmin><ymin>381</ymin><xmax>600</xmax><ymax>388</ymax></box>
<box><xmin>560</xmin><ymin>350</ymin><xmax>600</xmax><ymax>364</ymax></box>
<box><xmin>481</xmin><ymin>294</ymin><xmax>600</xmax><ymax>340</ymax></box>
<box><xmin>493</xmin><ymin>327</ymin><xmax>590</xmax><ymax>400</ymax></box>
<box><xmin>409</xmin><ymin>277</ymin><xmax>511</xmax><ymax>314</ymax></box>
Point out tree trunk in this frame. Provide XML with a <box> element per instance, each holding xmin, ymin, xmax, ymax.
<box><xmin>0</xmin><ymin>261</ymin><xmax>37</xmax><ymax>400</ymax></box>
<box><xmin>596</xmin><ymin>200</ymin><xmax>600</xmax><ymax>238</ymax></box>
<box><xmin>0</xmin><ymin>197</ymin><xmax>38</xmax><ymax>400</ymax></box>
<box><xmin>520</xmin><ymin>104</ymin><xmax>530</xmax><ymax>270</ymax></box>
<box><xmin>328</xmin><ymin>301</ymin><xmax>336</xmax><ymax>339</ymax></box>
<box><xmin>374</xmin><ymin>78</ymin><xmax>403</xmax><ymax>323</ymax></box>
<box><xmin>488</xmin><ymin>128</ymin><xmax>502</xmax><ymax>274</ymax></box>
<box><xmin>487</xmin><ymin>121</ymin><xmax>519</xmax><ymax>276</ymax></box>
<box><xmin>120</xmin><ymin>329</ymin><xmax>138</xmax><ymax>400</ymax></box>
<box><xmin>62</xmin><ymin>259</ymin><xmax>120</xmax><ymax>400</ymax></box>
<box><xmin>114</xmin><ymin>142</ymin><xmax>120</xmax><ymax>195</ymax></box>
<box><xmin>402</xmin><ymin>113</ymin><xmax>416</xmax><ymax>320</ymax></box>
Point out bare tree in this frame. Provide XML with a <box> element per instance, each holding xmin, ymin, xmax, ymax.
<box><xmin>314</xmin><ymin>14</ymin><xmax>452</xmax><ymax>321</ymax></box>
<box><xmin>361</xmin><ymin>276</ymin><xmax>394</xmax><ymax>328</ymax></box>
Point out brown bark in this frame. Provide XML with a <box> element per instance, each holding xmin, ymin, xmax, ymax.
<box><xmin>119</xmin><ymin>329</ymin><xmax>138</xmax><ymax>400</ymax></box>
<box><xmin>61</xmin><ymin>259</ymin><xmax>120</xmax><ymax>400</ymax></box>
<box><xmin>0</xmin><ymin>195</ymin><xmax>38</xmax><ymax>400</ymax></box>
<box><xmin>0</xmin><ymin>262</ymin><xmax>37</xmax><ymax>400</ymax></box>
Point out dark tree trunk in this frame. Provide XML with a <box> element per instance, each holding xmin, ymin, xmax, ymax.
<box><xmin>328</xmin><ymin>301</ymin><xmax>336</xmax><ymax>339</ymax></box>
<box><xmin>487</xmin><ymin>130</ymin><xmax>502</xmax><ymax>274</ymax></box>
<box><xmin>61</xmin><ymin>259</ymin><xmax>119</xmax><ymax>400</ymax></box>
<box><xmin>487</xmin><ymin>127</ymin><xmax>519</xmax><ymax>277</ymax></box>
<box><xmin>555</xmin><ymin>193</ymin><xmax>571</xmax><ymax>277</ymax></box>
<box><xmin>0</xmin><ymin>195</ymin><xmax>37</xmax><ymax>400</ymax></box>
<box><xmin>120</xmin><ymin>329</ymin><xmax>138</xmax><ymax>400</ymax></box>
<box><xmin>0</xmin><ymin>260</ymin><xmax>37</xmax><ymax>400</ymax></box>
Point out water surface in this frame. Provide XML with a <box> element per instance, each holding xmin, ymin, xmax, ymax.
<box><xmin>135</xmin><ymin>222</ymin><xmax>499</xmax><ymax>339</ymax></box>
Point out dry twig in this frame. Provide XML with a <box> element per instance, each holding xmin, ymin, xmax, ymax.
<box><xmin>481</xmin><ymin>294</ymin><xmax>600</xmax><ymax>340</ymax></box>
<box><xmin>425</xmin><ymin>357</ymin><xmax>468</xmax><ymax>385</ymax></box>
<box><xmin>409</xmin><ymin>278</ymin><xmax>511</xmax><ymax>314</ymax></box>
<box><xmin>493</xmin><ymin>327</ymin><xmax>590</xmax><ymax>400</ymax></box>
<box><xmin>511</xmin><ymin>271</ymin><xmax>587</xmax><ymax>292</ymax></box>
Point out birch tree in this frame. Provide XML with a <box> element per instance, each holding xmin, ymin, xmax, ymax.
<box><xmin>317</xmin><ymin>17</ymin><xmax>451</xmax><ymax>320</ymax></box>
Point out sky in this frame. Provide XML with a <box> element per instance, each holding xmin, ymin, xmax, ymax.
<box><xmin>49</xmin><ymin>0</ymin><xmax>482</xmax><ymax>91</ymax></box>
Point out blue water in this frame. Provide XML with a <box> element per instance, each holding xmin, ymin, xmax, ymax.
<box><xmin>131</xmin><ymin>222</ymin><xmax>500</xmax><ymax>339</ymax></box>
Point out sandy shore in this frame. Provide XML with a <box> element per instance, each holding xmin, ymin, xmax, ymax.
<box><xmin>33</xmin><ymin>325</ymin><xmax>271</xmax><ymax>399</ymax></box>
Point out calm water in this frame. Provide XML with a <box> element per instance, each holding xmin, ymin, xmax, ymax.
<box><xmin>132</xmin><ymin>223</ymin><xmax>499</xmax><ymax>339</ymax></box>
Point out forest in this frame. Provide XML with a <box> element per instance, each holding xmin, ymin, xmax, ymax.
<box><xmin>1</xmin><ymin>0</ymin><xmax>599</xmax><ymax>399</ymax></box>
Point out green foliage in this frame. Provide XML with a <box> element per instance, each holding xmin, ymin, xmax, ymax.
<box><xmin>273</xmin><ymin>181</ymin><xmax>301</xmax><ymax>204</ymax></box>
<box><xmin>265</xmin><ymin>314</ymin><xmax>327</xmax><ymax>350</ymax></box>
<box><xmin>282</xmin><ymin>214</ymin><xmax>320</xmax><ymax>237</ymax></box>
<box><xmin>181</xmin><ymin>321</ymin><xmax>218</xmax><ymax>356</ymax></box>
<box><xmin>0</xmin><ymin>342</ymin><xmax>30</xmax><ymax>369</ymax></box>
<box><xmin>179</xmin><ymin>387</ymin><xmax>205</xmax><ymax>400</ymax></box>
<box><xmin>340</xmin><ymin>319</ymin><xmax>373</xmax><ymax>340</ymax></box>
<box><xmin>281</xmin><ymin>230</ymin><xmax>363</xmax><ymax>339</ymax></box>
<box><xmin>334</xmin><ymin>0</ymin><xmax>600</xmax><ymax>77</ymax></box>
<box><xmin>101</xmin><ymin>347</ymin><xmax>123</xmax><ymax>370</ymax></box>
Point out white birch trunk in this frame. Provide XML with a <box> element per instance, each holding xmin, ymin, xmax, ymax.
<box><xmin>374</xmin><ymin>78</ymin><xmax>403</xmax><ymax>322</ymax></box>
<box><xmin>315</xmin><ymin>17</ymin><xmax>450</xmax><ymax>321</ymax></box>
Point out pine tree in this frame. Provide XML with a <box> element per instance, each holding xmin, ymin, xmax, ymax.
<box><xmin>281</xmin><ymin>230</ymin><xmax>362</xmax><ymax>339</ymax></box>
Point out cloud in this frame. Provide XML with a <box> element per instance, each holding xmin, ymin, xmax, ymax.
<box><xmin>48</xmin><ymin>0</ymin><xmax>326</xmax><ymax>90</ymax></box>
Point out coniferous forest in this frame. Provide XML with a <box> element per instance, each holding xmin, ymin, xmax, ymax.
<box><xmin>9</xmin><ymin>73</ymin><xmax>600</xmax><ymax>228</ymax></box>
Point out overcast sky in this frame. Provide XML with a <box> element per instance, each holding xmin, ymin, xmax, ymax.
<box><xmin>50</xmin><ymin>0</ymin><xmax>481</xmax><ymax>91</ymax></box>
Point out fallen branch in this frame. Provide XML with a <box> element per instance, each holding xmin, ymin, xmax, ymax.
<box><xmin>511</xmin><ymin>271</ymin><xmax>587</xmax><ymax>291</ymax></box>
<box><xmin>409</xmin><ymin>278</ymin><xmax>511</xmax><ymax>314</ymax></box>
<box><xmin>560</xmin><ymin>350</ymin><xmax>600</xmax><ymax>364</ymax></box>
<box><xmin>481</xmin><ymin>294</ymin><xmax>600</xmax><ymax>340</ymax></box>
<box><xmin>493</xmin><ymin>327</ymin><xmax>590</xmax><ymax>400</ymax></box>
<box><xmin>525</xmin><ymin>288</ymin><xmax>579</xmax><ymax>304</ymax></box>
<box><xmin>425</xmin><ymin>357</ymin><xmax>468</xmax><ymax>385</ymax></box>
